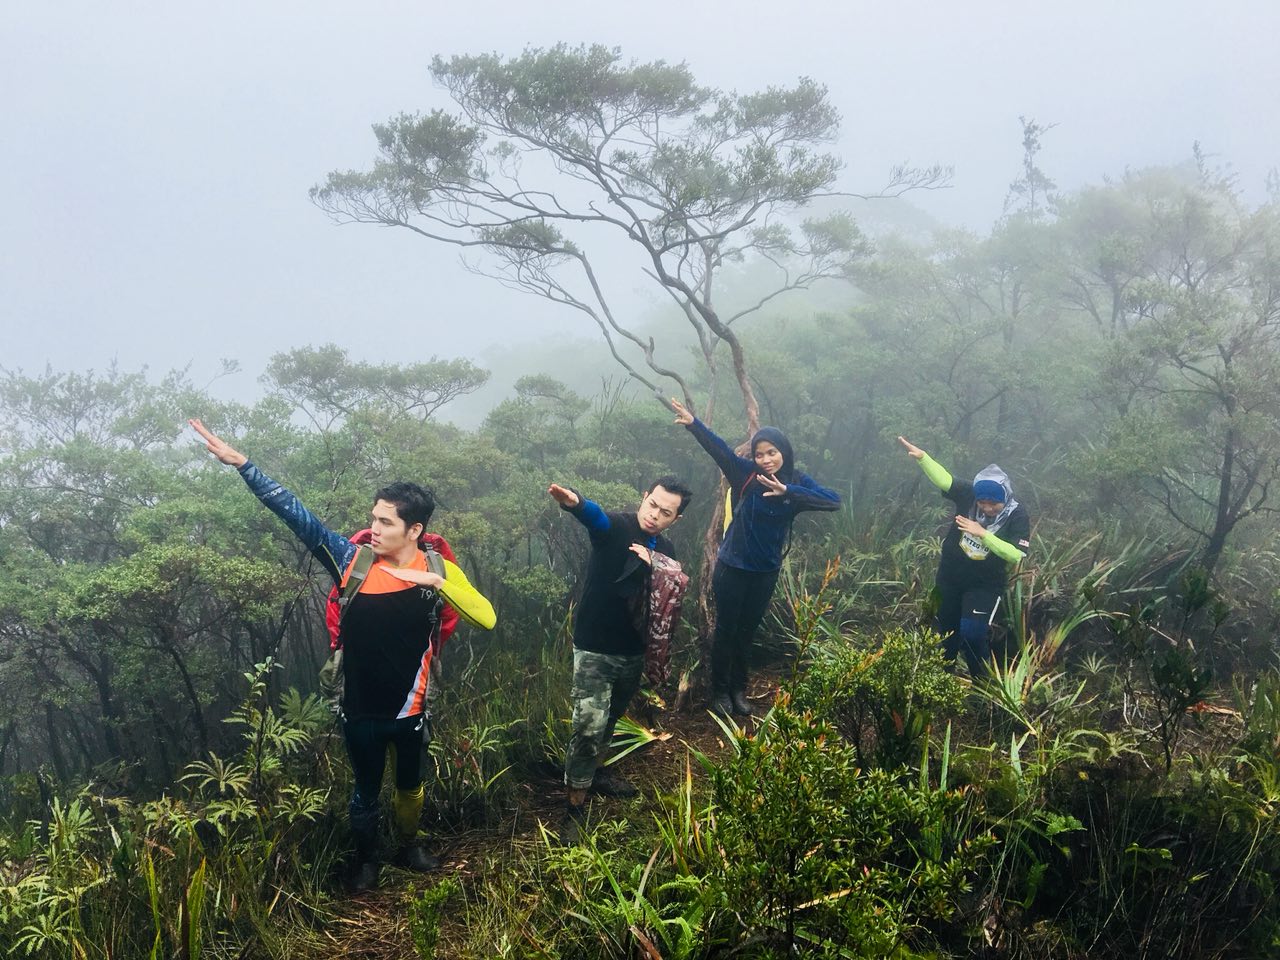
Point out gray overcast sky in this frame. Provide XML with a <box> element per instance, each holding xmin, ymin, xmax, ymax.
<box><xmin>3</xmin><ymin>1</ymin><xmax>1278</xmax><ymax>397</ymax></box>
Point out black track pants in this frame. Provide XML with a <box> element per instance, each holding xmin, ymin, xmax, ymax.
<box><xmin>711</xmin><ymin>561</ymin><xmax>780</xmax><ymax>693</ymax></box>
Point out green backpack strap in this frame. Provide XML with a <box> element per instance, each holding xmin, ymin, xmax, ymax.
<box><xmin>423</xmin><ymin>545</ymin><xmax>446</xmax><ymax>580</ymax></box>
<box><xmin>321</xmin><ymin>545</ymin><xmax>375</xmax><ymax>716</ymax></box>
<box><xmin>421</xmin><ymin>546</ymin><xmax>447</xmax><ymax>658</ymax></box>
<box><xmin>338</xmin><ymin>545</ymin><xmax>376</xmax><ymax>624</ymax></box>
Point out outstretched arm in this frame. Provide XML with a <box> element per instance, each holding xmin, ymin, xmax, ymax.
<box><xmin>898</xmin><ymin>435</ymin><xmax>953</xmax><ymax>493</ymax></box>
<box><xmin>670</xmin><ymin>398</ymin><xmax>752</xmax><ymax>484</ymax></box>
<box><xmin>549</xmin><ymin>483</ymin><xmax>610</xmax><ymax>536</ymax></box>
<box><xmin>189</xmin><ymin>418</ymin><xmax>354</xmax><ymax>582</ymax></box>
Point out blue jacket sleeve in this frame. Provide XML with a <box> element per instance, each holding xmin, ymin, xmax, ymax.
<box><xmin>561</xmin><ymin>492</ymin><xmax>612</xmax><ymax>539</ymax></box>
<box><xmin>686</xmin><ymin>418</ymin><xmax>753</xmax><ymax>487</ymax></box>
<box><xmin>785</xmin><ymin>473</ymin><xmax>842</xmax><ymax>514</ymax></box>
<box><xmin>237</xmin><ymin>461</ymin><xmax>355</xmax><ymax>584</ymax></box>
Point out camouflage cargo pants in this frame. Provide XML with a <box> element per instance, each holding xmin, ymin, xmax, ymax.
<box><xmin>564</xmin><ymin>648</ymin><xmax>643</xmax><ymax>790</ymax></box>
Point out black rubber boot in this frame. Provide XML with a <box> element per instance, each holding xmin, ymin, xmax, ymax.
<box><xmin>709</xmin><ymin>691</ymin><xmax>734</xmax><ymax>717</ymax></box>
<box><xmin>709</xmin><ymin>640</ymin><xmax>734</xmax><ymax>716</ymax></box>
<box><xmin>351</xmin><ymin>860</ymin><xmax>380</xmax><ymax>892</ymax></box>
<box><xmin>590</xmin><ymin>767</ymin><xmax>638</xmax><ymax>799</ymax></box>
<box><xmin>558</xmin><ymin>803</ymin><xmax>587</xmax><ymax>845</ymax></box>
<box><xmin>729</xmin><ymin>646</ymin><xmax>755</xmax><ymax>717</ymax></box>
<box><xmin>349</xmin><ymin>794</ymin><xmax>381</xmax><ymax>892</ymax></box>
<box><xmin>393</xmin><ymin>844</ymin><xmax>442</xmax><ymax>872</ymax></box>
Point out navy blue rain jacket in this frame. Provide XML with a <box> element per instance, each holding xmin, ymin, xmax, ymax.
<box><xmin>686</xmin><ymin>418</ymin><xmax>841</xmax><ymax>572</ymax></box>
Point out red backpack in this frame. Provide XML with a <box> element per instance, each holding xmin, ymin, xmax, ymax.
<box><xmin>324</xmin><ymin>530</ymin><xmax>460</xmax><ymax>651</ymax></box>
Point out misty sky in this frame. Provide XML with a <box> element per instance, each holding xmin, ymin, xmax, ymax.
<box><xmin>4</xmin><ymin>0</ymin><xmax>1278</xmax><ymax>403</ymax></box>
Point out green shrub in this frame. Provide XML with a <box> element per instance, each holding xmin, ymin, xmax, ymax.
<box><xmin>707</xmin><ymin>698</ymin><xmax>995</xmax><ymax>958</ymax></box>
<box><xmin>792</xmin><ymin>627</ymin><xmax>965</xmax><ymax>769</ymax></box>
<box><xmin>0</xmin><ymin>661</ymin><xmax>346</xmax><ymax>959</ymax></box>
<box><xmin>408</xmin><ymin>876</ymin><xmax>462</xmax><ymax>959</ymax></box>
<box><xmin>1044</xmin><ymin>761</ymin><xmax>1280</xmax><ymax>959</ymax></box>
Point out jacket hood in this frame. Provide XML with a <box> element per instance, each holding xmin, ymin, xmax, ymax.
<box><xmin>750</xmin><ymin>426</ymin><xmax>795</xmax><ymax>481</ymax></box>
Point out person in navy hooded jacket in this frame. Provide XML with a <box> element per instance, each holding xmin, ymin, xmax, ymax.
<box><xmin>670</xmin><ymin>398</ymin><xmax>841</xmax><ymax>716</ymax></box>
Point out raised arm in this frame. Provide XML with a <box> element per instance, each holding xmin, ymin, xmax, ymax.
<box><xmin>898</xmin><ymin>435</ymin><xmax>953</xmax><ymax>493</ymax></box>
<box><xmin>670</xmin><ymin>398</ymin><xmax>752</xmax><ymax>485</ymax></box>
<box><xmin>190</xmin><ymin>418</ymin><xmax>354</xmax><ymax>582</ymax></box>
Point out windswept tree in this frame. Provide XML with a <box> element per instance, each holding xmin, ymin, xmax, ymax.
<box><xmin>311</xmin><ymin>44</ymin><xmax>945</xmax><ymax>436</ymax></box>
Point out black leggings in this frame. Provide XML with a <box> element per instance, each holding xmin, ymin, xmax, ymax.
<box><xmin>342</xmin><ymin>713</ymin><xmax>430</xmax><ymax>806</ymax></box>
<box><xmin>935</xmin><ymin>575</ymin><xmax>1002</xmax><ymax>676</ymax></box>
<box><xmin>711</xmin><ymin>561</ymin><xmax>781</xmax><ymax>692</ymax></box>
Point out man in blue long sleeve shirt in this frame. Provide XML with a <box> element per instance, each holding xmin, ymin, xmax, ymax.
<box><xmin>547</xmin><ymin>475</ymin><xmax>692</xmax><ymax>843</ymax></box>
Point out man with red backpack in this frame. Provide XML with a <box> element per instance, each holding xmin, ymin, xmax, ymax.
<box><xmin>326</xmin><ymin>530</ymin><xmax>460</xmax><ymax>650</ymax></box>
<box><xmin>190</xmin><ymin>419</ymin><xmax>496</xmax><ymax>892</ymax></box>
<box><xmin>319</xmin><ymin>529</ymin><xmax>461</xmax><ymax>726</ymax></box>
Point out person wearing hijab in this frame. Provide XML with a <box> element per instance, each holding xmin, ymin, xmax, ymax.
<box><xmin>897</xmin><ymin>436</ymin><xmax>1031</xmax><ymax>676</ymax></box>
<box><xmin>671</xmin><ymin>399</ymin><xmax>841</xmax><ymax>716</ymax></box>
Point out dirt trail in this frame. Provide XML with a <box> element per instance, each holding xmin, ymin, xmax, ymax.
<box><xmin>313</xmin><ymin>675</ymin><xmax>780</xmax><ymax>959</ymax></box>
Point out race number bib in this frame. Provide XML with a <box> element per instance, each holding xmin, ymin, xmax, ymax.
<box><xmin>960</xmin><ymin>532</ymin><xmax>990</xmax><ymax>560</ymax></box>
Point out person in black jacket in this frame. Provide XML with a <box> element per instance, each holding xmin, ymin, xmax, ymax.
<box><xmin>548</xmin><ymin>476</ymin><xmax>693</xmax><ymax>843</ymax></box>
<box><xmin>898</xmin><ymin>436</ymin><xmax>1031</xmax><ymax>676</ymax></box>
<box><xmin>670</xmin><ymin>399</ymin><xmax>840</xmax><ymax>716</ymax></box>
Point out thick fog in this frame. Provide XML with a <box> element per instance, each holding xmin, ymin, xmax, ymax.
<box><xmin>4</xmin><ymin>0</ymin><xmax>1277</xmax><ymax>404</ymax></box>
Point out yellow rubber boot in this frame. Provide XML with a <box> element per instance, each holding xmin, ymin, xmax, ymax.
<box><xmin>390</xmin><ymin>784</ymin><xmax>439</xmax><ymax>872</ymax></box>
<box><xmin>392</xmin><ymin>783</ymin><xmax>425</xmax><ymax>839</ymax></box>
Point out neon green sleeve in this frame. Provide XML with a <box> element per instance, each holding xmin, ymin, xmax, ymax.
<box><xmin>439</xmin><ymin>559</ymin><xmax>497</xmax><ymax>630</ymax></box>
<box><xmin>917</xmin><ymin>452</ymin><xmax>953</xmax><ymax>492</ymax></box>
<box><xmin>982</xmin><ymin>532</ymin><xmax>1026</xmax><ymax>564</ymax></box>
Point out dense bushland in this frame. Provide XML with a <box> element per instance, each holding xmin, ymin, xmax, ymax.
<box><xmin>1</xmin><ymin>160</ymin><xmax>1278</xmax><ymax>957</ymax></box>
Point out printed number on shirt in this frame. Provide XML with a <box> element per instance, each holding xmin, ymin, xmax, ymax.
<box><xmin>960</xmin><ymin>532</ymin><xmax>990</xmax><ymax>561</ymax></box>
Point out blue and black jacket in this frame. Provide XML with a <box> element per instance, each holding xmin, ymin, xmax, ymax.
<box><xmin>560</xmin><ymin>495</ymin><xmax>674</xmax><ymax>657</ymax></box>
<box><xmin>685</xmin><ymin>418</ymin><xmax>840</xmax><ymax>573</ymax></box>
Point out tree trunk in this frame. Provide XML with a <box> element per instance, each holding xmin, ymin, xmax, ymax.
<box><xmin>0</xmin><ymin>721</ymin><xmax>13</xmax><ymax>775</ymax></box>
<box><xmin>44</xmin><ymin>702</ymin><xmax>70</xmax><ymax>781</ymax></box>
<box><xmin>64</xmin><ymin>712</ymin><xmax>97</xmax><ymax>770</ymax></box>
<box><xmin>1200</xmin><ymin>427</ymin><xmax>1237</xmax><ymax>578</ymax></box>
<box><xmin>63</xmin><ymin>644</ymin><xmax>128</xmax><ymax>761</ymax></box>
<box><xmin>142</xmin><ymin>699</ymin><xmax>179</xmax><ymax>784</ymax></box>
<box><xmin>162</xmin><ymin>628</ymin><xmax>211</xmax><ymax>758</ymax></box>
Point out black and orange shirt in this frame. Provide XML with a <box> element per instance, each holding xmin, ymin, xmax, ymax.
<box><xmin>237</xmin><ymin>462</ymin><xmax>496</xmax><ymax>720</ymax></box>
